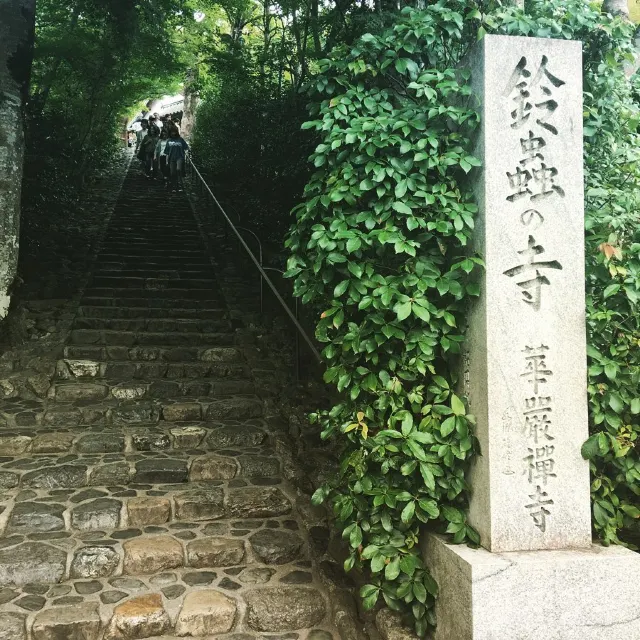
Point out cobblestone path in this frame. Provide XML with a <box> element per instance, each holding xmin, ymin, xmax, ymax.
<box><xmin>0</xmin><ymin>166</ymin><xmax>338</xmax><ymax>639</ymax></box>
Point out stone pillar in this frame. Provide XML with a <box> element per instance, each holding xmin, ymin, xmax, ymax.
<box><xmin>422</xmin><ymin>34</ymin><xmax>640</xmax><ymax>640</ymax></box>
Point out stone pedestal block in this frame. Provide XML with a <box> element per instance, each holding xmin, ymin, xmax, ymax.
<box><xmin>423</xmin><ymin>534</ymin><xmax>640</xmax><ymax>640</ymax></box>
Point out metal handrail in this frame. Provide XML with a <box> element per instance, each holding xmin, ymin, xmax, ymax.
<box><xmin>186</xmin><ymin>158</ymin><xmax>322</xmax><ymax>365</ymax></box>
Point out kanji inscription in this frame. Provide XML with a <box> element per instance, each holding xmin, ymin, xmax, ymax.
<box><xmin>503</xmin><ymin>54</ymin><xmax>566</xmax><ymax>310</ymax></box>
<box><xmin>503</xmin><ymin>236</ymin><xmax>563</xmax><ymax>311</ymax></box>
<box><xmin>520</xmin><ymin>345</ymin><xmax>556</xmax><ymax>533</ymax></box>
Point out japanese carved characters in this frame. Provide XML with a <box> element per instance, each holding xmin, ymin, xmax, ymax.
<box><xmin>503</xmin><ymin>56</ymin><xmax>565</xmax><ymax>310</ymax></box>
<box><xmin>521</xmin><ymin>345</ymin><xmax>556</xmax><ymax>532</ymax></box>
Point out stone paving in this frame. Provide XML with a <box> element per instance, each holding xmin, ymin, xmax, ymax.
<box><xmin>0</xmin><ymin>165</ymin><xmax>341</xmax><ymax>639</ymax></box>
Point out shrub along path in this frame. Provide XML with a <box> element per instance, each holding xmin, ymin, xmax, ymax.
<box><xmin>0</xmin><ymin>163</ymin><xmax>338</xmax><ymax>639</ymax></box>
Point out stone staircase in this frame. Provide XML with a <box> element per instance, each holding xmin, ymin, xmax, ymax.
<box><xmin>0</xmin><ymin>167</ymin><xmax>336</xmax><ymax>639</ymax></box>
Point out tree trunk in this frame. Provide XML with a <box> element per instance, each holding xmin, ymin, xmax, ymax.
<box><xmin>0</xmin><ymin>0</ymin><xmax>36</xmax><ymax>317</ymax></box>
<box><xmin>311</xmin><ymin>0</ymin><xmax>321</xmax><ymax>56</ymax></box>
<box><xmin>181</xmin><ymin>67</ymin><xmax>199</xmax><ymax>141</ymax></box>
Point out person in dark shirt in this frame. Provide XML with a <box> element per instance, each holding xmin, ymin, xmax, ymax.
<box><xmin>164</xmin><ymin>129</ymin><xmax>189</xmax><ymax>192</ymax></box>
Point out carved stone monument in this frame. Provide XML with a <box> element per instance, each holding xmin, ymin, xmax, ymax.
<box><xmin>422</xmin><ymin>34</ymin><xmax>640</xmax><ymax>640</ymax></box>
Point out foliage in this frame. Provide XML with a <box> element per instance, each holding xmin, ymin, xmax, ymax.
<box><xmin>20</xmin><ymin>0</ymin><xmax>183</xmax><ymax>276</ymax></box>
<box><xmin>287</xmin><ymin>0</ymin><xmax>640</xmax><ymax>634</ymax></box>
<box><xmin>190</xmin><ymin>0</ymin><xmax>393</xmax><ymax>244</ymax></box>
<box><xmin>286</xmin><ymin>4</ymin><xmax>487</xmax><ymax>635</ymax></box>
<box><xmin>193</xmin><ymin>79</ymin><xmax>311</xmax><ymax>241</ymax></box>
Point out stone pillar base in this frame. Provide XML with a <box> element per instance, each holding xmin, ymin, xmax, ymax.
<box><xmin>422</xmin><ymin>533</ymin><xmax>640</xmax><ymax>640</ymax></box>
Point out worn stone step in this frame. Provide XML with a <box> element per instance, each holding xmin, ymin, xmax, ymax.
<box><xmin>0</xmin><ymin>396</ymin><xmax>264</xmax><ymax>429</ymax></box>
<box><xmin>0</xmin><ymin>531</ymin><xmax>328</xmax><ymax>639</ymax></box>
<box><xmin>69</xmin><ymin>329</ymin><xmax>234</xmax><ymax>347</ymax></box>
<box><xmin>0</xmin><ymin>473</ymin><xmax>294</xmax><ymax>536</ymax></box>
<box><xmin>81</xmin><ymin>297</ymin><xmax>225</xmax><ymax>309</ymax></box>
<box><xmin>90</xmin><ymin>277</ymin><xmax>219</xmax><ymax>291</ymax></box>
<box><xmin>0</xmin><ymin>419</ymin><xmax>269</xmax><ymax>456</ymax></box>
<box><xmin>0</xmin><ymin>488</ymin><xmax>302</xmax><ymax>582</ymax></box>
<box><xmin>49</xmin><ymin>378</ymin><xmax>256</xmax><ymax>402</ymax></box>
<box><xmin>56</xmin><ymin>359</ymin><xmax>248</xmax><ymax>381</ymax></box>
<box><xmin>96</xmin><ymin>256</ymin><xmax>212</xmax><ymax>267</ymax></box>
<box><xmin>77</xmin><ymin>306</ymin><xmax>224</xmax><ymax>320</ymax></box>
<box><xmin>102</xmin><ymin>235</ymin><xmax>203</xmax><ymax>244</ymax></box>
<box><xmin>83</xmin><ymin>288</ymin><xmax>224</xmax><ymax>301</ymax></box>
<box><xmin>97</xmin><ymin>245</ymin><xmax>210</xmax><ymax>256</ymax></box>
<box><xmin>72</xmin><ymin>317</ymin><xmax>231</xmax><ymax>333</ymax></box>
<box><xmin>93</xmin><ymin>268</ymin><xmax>216</xmax><ymax>279</ymax></box>
<box><xmin>0</xmin><ymin>444</ymin><xmax>279</xmax><ymax>493</ymax></box>
<box><xmin>64</xmin><ymin>345</ymin><xmax>243</xmax><ymax>363</ymax></box>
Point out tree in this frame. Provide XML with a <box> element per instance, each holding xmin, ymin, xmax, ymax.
<box><xmin>0</xmin><ymin>0</ymin><xmax>36</xmax><ymax>317</ymax></box>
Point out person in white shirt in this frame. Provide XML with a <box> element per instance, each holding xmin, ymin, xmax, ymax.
<box><xmin>154</xmin><ymin>129</ymin><xmax>169</xmax><ymax>182</ymax></box>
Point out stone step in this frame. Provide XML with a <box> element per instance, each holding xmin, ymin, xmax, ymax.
<box><xmin>93</xmin><ymin>269</ymin><xmax>216</xmax><ymax>279</ymax></box>
<box><xmin>0</xmin><ymin>445</ymin><xmax>279</xmax><ymax>492</ymax></box>
<box><xmin>1</xmin><ymin>396</ymin><xmax>264</xmax><ymax>429</ymax></box>
<box><xmin>0</xmin><ymin>527</ymin><xmax>327</xmax><ymax>638</ymax></box>
<box><xmin>0</xmin><ymin>419</ymin><xmax>268</xmax><ymax>456</ymax></box>
<box><xmin>56</xmin><ymin>359</ymin><xmax>249</xmax><ymax>381</ymax></box>
<box><xmin>102</xmin><ymin>234</ymin><xmax>202</xmax><ymax>243</ymax></box>
<box><xmin>96</xmin><ymin>256</ymin><xmax>212</xmax><ymax>267</ymax></box>
<box><xmin>80</xmin><ymin>297</ymin><xmax>225</xmax><ymax>309</ymax></box>
<box><xmin>49</xmin><ymin>378</ymin><xmax>256</xmax><ymax>402</ymax></box>
<box><xmin>83</xmin><ymin>288</ymin><xmax>225</xmax><ymax>301</ymax></box>
<box><xmin>97</xmin><ymin>245</ymin><xmax>210</xmax><ymax>256</ymax></box>
<box><xmin>77</xmin><ymin>306</ymin><xmax>224</xmax><ymax>320</ymax></box>
<box><xmin>72</xmin><ymin>317</ymin><xmax>231</xmax><ymax>333</ymax></box>
<box><xmin>89</xmin><ymin>277</ymin><xmax>219</xmax><ymax>291</ymax></box>
<box><xmin>0</xmin><ymin>473</ymin><xmax>292</xmax><ymax>535</ymax></box>
<box><xmin>69</xmin><ymin>329</ymin><xmax>234</xmax><ymax>347</ymax></box>
<box><xmin>63</xmin><ymin>345</ymin><xmax>243</xmax><ymax>363</ymax></box>
<box><xmin>0</xmin><ymin>488</ymin><xmax>301</xmax><ymax>582</ymax></box>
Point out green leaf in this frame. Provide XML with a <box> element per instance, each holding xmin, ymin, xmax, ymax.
<box><xmin>394</xmin><ymin>301</ymin><xmax>412</xmax><ymax>321</ymax></box>
<box><xmin>420</xmin><ymin>463</ymin><xmax>436</xmax><ymax>491</ymax></box>
<box><xmin>608</xmin><ymin>394</ymin><xmax>624</xmax><ymax>414</ymax></box>
<box><xmin>334</xmin><ymin>280</ymin><xmax>349</xmax><ymax>297</ymax></box>
<box><xmin>581</xmin><ymin>433</ymin><xmax>600</xmax><ymax>460</ymax></box>
<box><xmin>413</xmin><ymin>581</ymin><xmax>427</xmax><ymax>603</ymax></box>
<box><xmin>603</xmin><ymin>283</ymin><xmax>621</xmax><ymax>299</ymax></box>
<box><xmin>371</xmin><ymin>553</ymin><xmax>386</xmax><ymax>573</ymax></box>
<box><xmin>451</xmin><ymin>394</ymin><xmax>465</xmax><ymax>416</ymax></box>
<box><xmin>401</xmin><ymin>501</ymin><xmax>416</xmax><ymax>523</ymax></box>
<box><xmin>440</xmin><ymin>416</ymin><xmax>456</xmax><ymax>437</ymax></box>
<box><xmin>392</xmin><ymin>201</ymin><xmax>412</xmax><ymax>215</ymax></box>
<box><xmin>385</xmin><ymin>557</ymin><xmax>401</xmax><ymax>580</ymax></box>
<box><xmin>412</xmin><ymin>304</ymin><xmax>430</xmax><ymax>322</ymax></box>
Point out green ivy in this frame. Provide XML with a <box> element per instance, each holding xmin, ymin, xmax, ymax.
<box><xmin>287</xmin><ymin>0</ymin><xmax>640</xmax><ymax>635</ymax></box>
<box><xmin>286</xmin><ymin>4</ymin><xmax>486</xmax><ymax>635</ymax></box>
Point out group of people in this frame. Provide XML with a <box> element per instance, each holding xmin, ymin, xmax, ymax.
<box><xmin>134</xmin><ymin>113</ymin><xmax>189</xmax><ymax>192</ymax></box>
